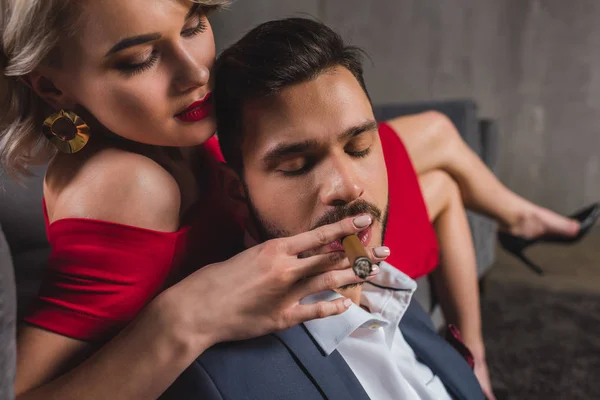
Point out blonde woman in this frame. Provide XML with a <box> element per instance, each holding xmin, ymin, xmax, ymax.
<box><xmin>1</xmin><ymin>1</ymin><xmax>388</xmax><ymax>398</ymax></box>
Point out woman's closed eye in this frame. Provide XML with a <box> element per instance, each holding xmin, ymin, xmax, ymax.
<box><xmin>181</xmin><ymin>14</ymin><xmax>208</xmax><ymax>37</ymax></box>
<box><xmin>114</xmin><ymin>12</ymin><xmax>208</xmax><ymax>76</ymax></box>
<box><xmin>115</xmin><ymin>49</ymin><xmax>160</xmax><ymax>77</ymax></box>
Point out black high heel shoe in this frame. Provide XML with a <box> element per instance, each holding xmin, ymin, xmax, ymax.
<box><xmin>498</xmin><ymin>202</ymin><xmax>600</xmax><ymax>275</ymax></box>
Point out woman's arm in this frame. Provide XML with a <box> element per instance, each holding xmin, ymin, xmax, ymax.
<box><xmin>18</xmin><ymin>149</ymin><xmax>387</xmax><ymax>398</ymax></box>
<box><xmin>16</xmin><ymin>292</ymin><xmax>209</xmax><ymax>400</ymax></box>
<box><xmin>16</xmin><ymin>211</ymin><xmax>384</xmax><ymax>399</ymax></box>
<box><xmin>17</xmin><ymin>151</ymin><xmax>190</xmax><ymax>398</ymax></box>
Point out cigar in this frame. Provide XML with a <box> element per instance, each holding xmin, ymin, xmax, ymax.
<box><xmin>342</xmin><ymin>234</ymin><xmax>373</xmax><ymax>279</ymax></box>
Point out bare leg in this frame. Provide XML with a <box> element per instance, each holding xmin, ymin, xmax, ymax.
<box><xmin>419</xmin><ymin>170</ymin><xmax>495</xmax><ymax>400</ymax></box>
<box><xmin>387</xmin><ymin>112</ymin><xmax>580</xmax><ymax>239</ymax></box>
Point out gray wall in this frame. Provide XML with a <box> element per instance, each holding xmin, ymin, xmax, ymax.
<box><xmin>211</xmin><ymin>0</ymin><xmax>600</xmax><ymax>214</ymax></box>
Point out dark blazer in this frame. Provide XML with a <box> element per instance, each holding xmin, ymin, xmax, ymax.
<box><xmin>162</xmin><ymin>299</ymin><xmax>484</xmax><ymax>400</ymax></box>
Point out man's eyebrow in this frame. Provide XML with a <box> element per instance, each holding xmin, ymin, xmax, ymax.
<box><xmin>338</xmin><ymin>120</ymin><xmax>379</xmax><ymax>141</ymax></box>
<box><xmin>105</xmin><ymin>4</ymin><xmax>200</xmax><ymax>57</ymax></box>
<box><xmin>263</xmin><ymin>140</ymin><xmax>319</xmax><ymax>165</ymax></box>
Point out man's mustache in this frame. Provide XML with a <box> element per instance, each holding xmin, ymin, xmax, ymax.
<box><xmin>310</xmin><ymin>200</ymin><xmax>382</xmax><ymax>231</ymax></box>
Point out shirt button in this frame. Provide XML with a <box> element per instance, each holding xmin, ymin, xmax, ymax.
<box><xmin>368</xmin><ymin>322</ymin><xmax>381</xmax><ymax>330</ymax></box>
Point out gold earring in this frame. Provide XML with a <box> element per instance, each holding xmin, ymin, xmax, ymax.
<box><xmin>42</xmin><ymin>110</ymin><xmax>90</xmax><ymax>154</ymax></box>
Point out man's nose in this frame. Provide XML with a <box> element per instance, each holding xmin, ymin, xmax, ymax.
<box><xmin>320</xmin><ymin>159</ymin><xmax>364</xmax><ymax>206</ymax></box>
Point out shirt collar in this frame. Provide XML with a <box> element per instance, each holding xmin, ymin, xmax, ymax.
<box><xmin>302</xmin><ymin>262</ymin><xmax>417</xmax><ymax>355</ymax></box>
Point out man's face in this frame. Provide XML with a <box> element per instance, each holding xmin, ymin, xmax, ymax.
<box><xmin>239</xmin><ymin>66</ymin><xmax>389</xmax><ymax>252</ymax></box>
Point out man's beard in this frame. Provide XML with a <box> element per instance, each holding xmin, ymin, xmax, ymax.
<box><xmin>243</xmin><ymin>182</ymin><xmax>389</xmax><ymax>290</ymax></box>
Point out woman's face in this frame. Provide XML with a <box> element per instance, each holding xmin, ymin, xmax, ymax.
<box><xmin>42</xmin><ymin>0</ymin><xmax>217</xmax><ymax>147</ymax></box>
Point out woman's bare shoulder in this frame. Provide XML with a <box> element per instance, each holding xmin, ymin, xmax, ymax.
<box><xmin>45</xmin><ymin>148</ymin><xmax>181</xmax><ymax>232</ymax></box>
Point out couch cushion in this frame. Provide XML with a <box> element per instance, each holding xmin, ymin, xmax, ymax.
<box><xmin>0</xmin><ymin>166</ymin><xmax>48</xmax><ymax>254</ymax></box>
<box><xmin>0</xmin><ymin>166</ymin><xmax>49</xmax><ymax>319</ymax></box>
<box><xmin>373</xmin><ymin>100</ymin><xmax>482</xmax><ymax>157</ymax></box>
<box><xmin>0</xmin><ymin>223</ymin><xmax>16</xmax><ymax>399</ymax></box>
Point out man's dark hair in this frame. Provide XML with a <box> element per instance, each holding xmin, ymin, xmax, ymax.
<box><xmin>214</xmin><ymin>17</ymin><xmax>371</xmax><ymax>172</ymax></box>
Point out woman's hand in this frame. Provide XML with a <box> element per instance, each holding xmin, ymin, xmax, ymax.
<box><xmin>157</xmin><ymin>214</ymin><xmax>389</xmax><ymax>351</ymax></box>
<box><xmin>465</xmin><ymin>339</ymin><xmax>496</xmax><ymax>400</ymax></box>
<box><xmin>13</xmin><ymin>214</ymin><xmax>388</xmax><ymax>400</ymax></box>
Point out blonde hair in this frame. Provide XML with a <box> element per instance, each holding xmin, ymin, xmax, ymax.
<box><xmin>0</xmin><ymin>0</ymin><xmax>230</xmax><ymax>179</ymax></box>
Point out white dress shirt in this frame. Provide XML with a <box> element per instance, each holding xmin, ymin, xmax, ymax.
<box><xmin>302</xmin><ymin>262</ymin><xmax>452</xmax><ymax>400</ymax></box>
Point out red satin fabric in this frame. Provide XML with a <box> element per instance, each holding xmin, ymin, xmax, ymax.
<box><xmin>24</xmin><ymin>137</ymin><xmax>243</xmax><ymax>341</ymax></box>
<box><xmin>379</xmin><ymin>122</ymin><xmax>439</xmax><ymax>278</ymax></box>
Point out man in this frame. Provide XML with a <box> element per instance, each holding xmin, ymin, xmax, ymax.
<box><xmin>163</xmin><ymin>18</ymin><xmax>484</xmax><ymax>400</ymax></box>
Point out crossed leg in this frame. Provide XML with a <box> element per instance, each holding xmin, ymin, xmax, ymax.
<box><xmin>419</xmin><ymin>170</ymin><xmax>495</xmax><ymax>400</ymax></box>
<box><xmin>389</xmin><ymin>111</ymin><xmax>583</xmax><ymax>399</ymax></box>
<box><xmin>387</xmin><ymin>111</ymin><xmax>580</xmax><ymax>239</ymax></box>
<box><xmin>382</xmin><ymin>111</ymin><xmax>583</xmax><ymax>399</ymax></box>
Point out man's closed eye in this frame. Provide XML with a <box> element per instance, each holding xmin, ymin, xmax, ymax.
<box><xmin>278</xmin><ymin>157</ymin><xmax>315</xmax><ymax>176</ymax></box>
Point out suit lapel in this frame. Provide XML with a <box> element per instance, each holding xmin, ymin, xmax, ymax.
<box><xmin>274</xmin><ymin>325</ymin><xmax>370</xmax><ymax>400</ymax></box>
<box><xmin>400</xmin><ymin>301</ymin><xmax>485</xmax><ymax>400</ymax></box>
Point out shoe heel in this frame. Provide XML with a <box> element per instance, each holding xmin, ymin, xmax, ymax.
<box><xmin>515</xmin><ymin>252</ymin><xmax>545</xmax><ymax>275</ymax></box>
<box><xmin>498</xmin><ymin>232</ymin><xmax>545</xmax><ymax>275</ymax></box>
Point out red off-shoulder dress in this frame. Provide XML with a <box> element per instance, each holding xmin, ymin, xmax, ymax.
<box><xmin>379</xmin><ymin>122</ymin><xmax>439</xmax><ymax>277</ymax></box>
<box><xmin>24</xmin><ymin>125</ymin><xmax>438</xmax><ymax>341</ymax></box>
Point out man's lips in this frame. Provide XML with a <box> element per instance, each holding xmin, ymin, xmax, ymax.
<box><xmin>327</xmin><ymin>226</ymin><xmax>372</xmax><ymax>252</ymax></box>
<box><xmin>175</xmin><ymin>92</ymin><xmax>212</xmax><ymax>122</ymax></box>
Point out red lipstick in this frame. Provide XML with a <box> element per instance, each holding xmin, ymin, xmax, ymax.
<box><xmin>175</xmin><ymin>92</ymin><xmax>213</xmax><ymax>123</ymax></box>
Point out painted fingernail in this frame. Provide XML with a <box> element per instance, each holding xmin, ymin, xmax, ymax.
<box><xmin>353</xmin><ymin>215</ymin><xmax>372</xmax><ymax>228</ymax></box>
<box><xmin>343</xmin><ymin>298</ymin><xmax>353</xmax><ymax>308</ymax></box>
<box><xmin>369</xmin><ymin>265</ymin><xmax>380</xmax><ymax>275</ymax></box>
<box><xmin>373</xmin><ymin>246</ymin><xmax>390</xmax><ymax>258</ymax></box>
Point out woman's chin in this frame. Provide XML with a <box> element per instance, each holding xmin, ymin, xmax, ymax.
<box><xmin>167</xmin><ymin>117</ymin><xmax>218</xmax><ymax>147</ymax></box>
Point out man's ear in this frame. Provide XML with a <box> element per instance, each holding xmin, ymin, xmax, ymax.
<box><xmin>21</xmin><ymin>71</ymin><xmax>76</xmax><ymax>110</ymax></box>
<box><xmin>217</xmin><ymin>162</ymin><xmax>249</xmax><ymax>220</ymax></box>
